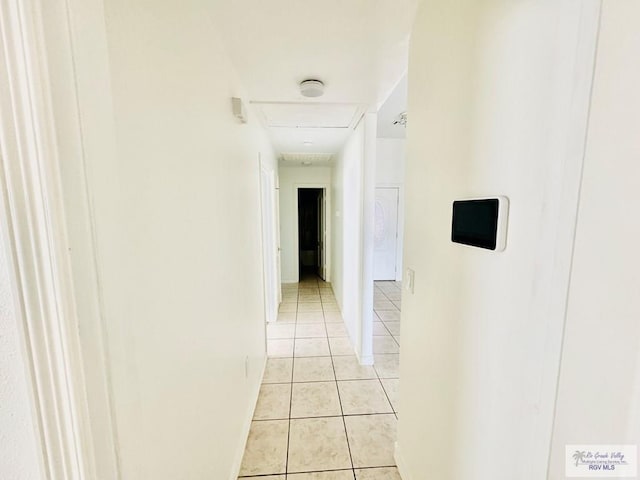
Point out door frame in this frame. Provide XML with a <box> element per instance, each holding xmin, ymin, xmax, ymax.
<box><xmin>293</xmin><ymin>183</ymin><xmax>331</xmax><ymax>283</ymax></box>
<box><xmin>274</xmin><ymin>175</ymin><xmax>282</xmax><ymax>304</ymax></box>
<box><xmin>316</xmin><ymin>190</ymin><xmax>325</xmax><ymax>278</ymax></box>
<box><xmin>259</xmin><ymin>158</ymin><xmax>280</xmax><ymax>323</ymax></box>
<box><xmin>0</xmin><ymin>0</ymin><xmax>119</xmax><ymax>477</ymax></box>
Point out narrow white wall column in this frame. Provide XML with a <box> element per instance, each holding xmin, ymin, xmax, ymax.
<box><xmin>331</xmin><ymin>113</ymin><xmax>377</xmax><ymax>365</ymax></box>
<box><xmin>358</xmin><ymin>113</ymin><xmax>377</xmax><ymax>364</ymax></box>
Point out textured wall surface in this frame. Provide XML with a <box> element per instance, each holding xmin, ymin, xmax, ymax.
<box><xmin>0</xmin><ymin>232</ymin><xmax>42</xmax><ymax>479</ymax></box>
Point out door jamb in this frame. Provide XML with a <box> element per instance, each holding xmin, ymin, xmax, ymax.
<box><xmin>0</xmin><ymin>0</ymin><xmax>118</xmax><ymax>477</ymax></box>
<box><xmin>259</xmin><ymin>157</ymin><xmax>279</xmax><ymax>324</ymax></box>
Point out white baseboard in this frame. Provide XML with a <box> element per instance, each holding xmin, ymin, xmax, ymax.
<box><xmin>229</xmin><ymin>354</ymin><xmax>267</xmax><ymax>480</ymax></box>
<box><xmin>357</xmin><ymin>350</ymin><xmax>374</xmax><ymax>366</ymax></box>
<box><xmin>395</xmin><ymin>442</ymin><xmax>412</xmax><ymax>480</ymax></box>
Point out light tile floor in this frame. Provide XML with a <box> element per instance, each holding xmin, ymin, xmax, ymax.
<box><xmin>239</xmin><ymin>277</ymin><xmax>402</xmax><ymax>480</ymax></box>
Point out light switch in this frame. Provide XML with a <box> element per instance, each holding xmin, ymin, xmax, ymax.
<box><xmin>405</xmin><ymin>268</ymin><xmax>415</xmax><ymax>294</ymax></box>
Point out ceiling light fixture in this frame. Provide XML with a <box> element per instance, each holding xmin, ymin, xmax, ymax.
<box><xmin>303</xmin><ymin>141</ymin><xmax>313</xmax><ymax>146</ymax></box>
<box><xmin>393</xmin><ymin>111</ymin><xmax>408</xmax><ymax>127</ymax></box>
<box><xmin>300</xmin><ymin>79</ymin><xmax>325</xmax><ymax>98</ymax></box>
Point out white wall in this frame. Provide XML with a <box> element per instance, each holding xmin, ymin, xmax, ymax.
<box><xmin>53</xmin><ymin>1</ymin><xmax>277</xmax><ymax>478</ymax></box>
<box><xmin>331</xmin><ymin>114</ymin><xmax>377</xmax><ymax>363</ymax></box>
<box><xmin>375</xmin><ymin>139</ymin><xmax>406</xmax><ymax>185</ymax></box>
<box><xmin>0</xmin><ymin>231</ymin><xmax>42</xmax><ymax>480</ymax></box>
<box><xmin>548</xmin><ymin>2</ymin><xmax>640</xmax><ymax>477</ymax></box>
<box><xmin>375</xmin><ymin>138</ymin><xmax>406</xmax><ymax>281</ymax></box>
<box><xmin>279</xmin><ymin>166</ymin><xmax>332</xmax><ymax>283</ymax></box>
<box><xmin>332</xmin><ymin>126</ymin><xmax>361</xmax><ymax>342</ymax></box>
<box><xmin>396</xmin><ymin>1</ymin><xmax>601</xmax><ymax>479</ymax></box>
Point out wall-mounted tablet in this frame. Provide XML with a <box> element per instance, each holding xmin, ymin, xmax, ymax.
<box><xmin>451</xmin><ymin>197</ymin><xmax>509</xmax><ymax>251</ymax></box>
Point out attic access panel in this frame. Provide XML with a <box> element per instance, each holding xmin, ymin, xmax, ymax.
<box><xmin>257</xmin><ymin>102</ymin><xmax>361</xmax><ymax>128</ymax></box>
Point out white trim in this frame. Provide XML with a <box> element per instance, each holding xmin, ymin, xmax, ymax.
<box><xmin>356</xmin><ymin>351</ymin><xmax>374</xmax><ymax>366</ymax></box>
<box><xmin>274</xmin><ymin>174</ymin><xmax>282</xmax><ymax>304</ymax></box>
<box><xmin>40</xmin><ymin>0</ymin><xmax>122</xmax><ymax>474</ymax></box>
<box><xmin>0</xmin><ymin>0</ymin><xmax>98</xmax><ymax>477</ymax></box>
<box><xmin>292</xmin><ymin>182</ymin><xmax>331</xmax><ymax>283</ymax></box>
<box><xmin>0</xmin><ymin>0</ymin><xmax>121</xmax><ymax>477</ymax></box>
<box><xmin>358</xmin><ymin>113</ymin><xmax>377</xmax><ymax>364</ymax></box>
<box><xmin>259</xmin><ymin>158</ymin><xmax>279</xmax><ymax>323</ymax></box>
<box><xmin>376</xmin><ymin>183</ymin><xmax>403</xmax><ymax>189</ymax></box>
<box><xmin>394</xmin><ymin>442</ymin><xmax>413</xmax><ymax>480</ymax></box>
<box><xmin>229</xmin><ymin>355</ymin><xmax>267</xmax><ymax>480</ymax></box>
<box><xmin>542</xmin><ymin>2</ymin><xmax>603</xmax><ymax>477</ymax></box>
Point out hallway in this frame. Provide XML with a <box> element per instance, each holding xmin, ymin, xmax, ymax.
<box><xmin>239</xmin><ymin>277</ymin><xmax>401</xmax><ymax>479</ymax></box>
<box><xmin>4</xmin><ymin>1</ymin><xmax>640</xmax><ymax>478</ymax></box>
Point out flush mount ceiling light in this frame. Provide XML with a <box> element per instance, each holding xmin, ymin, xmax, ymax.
<box><xmin>300</xmin><ymin>79</ymin><xmax>325</xmax><ymax>98</ymax></box>
<box><xmin>303</xmin><ymin>141</ymin><xmax>313</xmax><ymax>146</ymax></box>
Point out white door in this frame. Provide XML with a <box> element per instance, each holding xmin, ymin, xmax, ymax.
<box><xmin>260</xmin><ymin>163</ymin><xmax>278</xmax><ymax>323</ymax></box>
<box><xmin>373</xmin><ymin>187</ymin><xmax>399</xmax><ymax>280</ymax></box>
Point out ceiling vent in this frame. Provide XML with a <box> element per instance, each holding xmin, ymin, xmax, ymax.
<box><xmin>300</xmin><ymin>79</ymin><xmax>325</xmax><ymax>98</ymax></box>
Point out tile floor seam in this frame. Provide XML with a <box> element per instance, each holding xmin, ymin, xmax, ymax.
<box><xmin>376</xmin><ymin>317</ymin><xmax>393</xmax><ymax>337</ymax></box>
<box><xmin>249</xmin><ymin>279</ymin><xmax>401</xmax><ymax>479</ymax></box>
<box><xmin>323</xmin><ymin>313</ymin><xmax>357</xmax><ymax>479</ymax></box>
<box><xmin>252</xmin><ymin>411</ymin><xmax>396</xmax><ymax>422</ymax></box>
<box><xmin>373</xmin><ymin>353</ymin><xmax>396</xmax><ymax>416</ymax></box>
<box><xmin>283</xmin><ymin>304</ymin><xmax>298</xmax><ymax>476</ymax></box>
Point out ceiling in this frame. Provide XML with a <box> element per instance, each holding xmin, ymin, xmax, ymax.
<box><xmin>208</xmin><ymin>0</ymin><xmax>418</xmax><ymax>164</ymax></box>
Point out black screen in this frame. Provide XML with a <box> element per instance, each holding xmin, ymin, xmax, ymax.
<box><xmin>451</xmin><ymin>199</ymin><xmax>499</xmax><ymax>250</ymax></box>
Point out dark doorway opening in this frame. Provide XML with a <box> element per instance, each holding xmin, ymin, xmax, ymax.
<box><xmin>298</xmin><ymin>188</ymin><xmax>325</xmax><ymax>280</ymax></box>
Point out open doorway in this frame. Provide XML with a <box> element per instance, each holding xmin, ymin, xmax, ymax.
<box><xmin>369</xmin><ymin>76</ymin><xmax>406</xmax><ymax>407</ymax></box>
<box><xmin>297</xmin><ymin>188</ymin><xmax>326</xmax><ymax>280</ymax></box>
